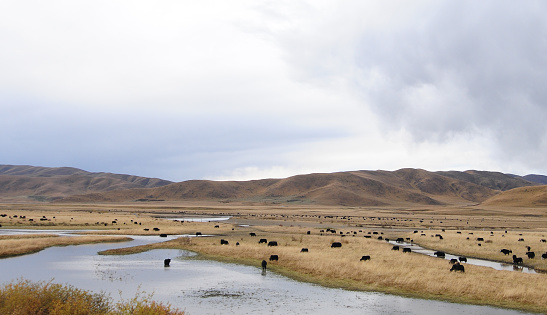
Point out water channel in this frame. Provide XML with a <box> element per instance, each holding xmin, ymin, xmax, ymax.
<box><xmin>387</xmin><ymin>240</ymin><xmax>537</xmax><ymax>274</ymax></box>
<box><xmin>0</xmin><ymin>229</ymin><xmax>533</xmax><ymax>314</ymax></box>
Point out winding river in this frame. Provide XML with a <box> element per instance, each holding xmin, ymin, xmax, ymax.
<box><xmin>0</xmin><ymin>229</ymin><xmax>533</xmax><ymax>315</ymax></box>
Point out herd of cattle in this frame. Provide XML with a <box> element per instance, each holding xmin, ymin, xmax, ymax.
<box><xmin>162</xmin><ymin>229</ymin><xmax>546</xmax><ymax>273</ymax></box>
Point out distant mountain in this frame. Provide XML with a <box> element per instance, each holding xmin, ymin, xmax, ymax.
<box><xmin>60</xmin><ymin>168</ymin><xmax>505</xmax><ymax>206</ymax></box>
<box><xmin>2</xmin><ymin>165</ymin><xmax>545</xmax><ymax>206</ymax></box>
<box><xmin>436</xmin><ymin>170</ymin><xmax>535</xmax><ymax>191</ymax></box>
<box><xmin>521</xmin><ymin>174</ymin><xmax>547</xmax><ymax>185</ymax></box>
<box><xmin>0</xmin><ymin>165</ymin><xmax>172</xmax><ymax>201</ymax></box>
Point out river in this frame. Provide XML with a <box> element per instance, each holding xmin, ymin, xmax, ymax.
<box><xmin>0</xmin><ymin>230</ymin><xmax>532</xmax><ymax>315</ymax></box>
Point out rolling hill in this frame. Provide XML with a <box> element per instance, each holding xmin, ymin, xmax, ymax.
<box><xmin>0</xmin><ymin>165</ymin><xmax>172</xmax><ymax>201</ymax></box>
<box><xmin>2</xmin><ymin>165</ymin><xmax>545</xmax><ymax>207</ymax></box>
<box><xmin>480</xmin><ymin>185</ymin><xmax>547</xmax><ymax>207</ymax></box>
<box><xmin>60</xmin><ymin>168</ymin><xmax>518</xmax><ymax>206</ymax></box>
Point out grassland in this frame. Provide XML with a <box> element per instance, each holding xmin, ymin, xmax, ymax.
<box><xmin>1</xmin><ymin>202</ymin><xmax>546</xmax><ymax>313</ymax></box>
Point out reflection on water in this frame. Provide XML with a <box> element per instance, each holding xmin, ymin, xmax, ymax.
<box><xmin>0</xmin><ymin>230</ymin><xmax>532</xmax><ymax>315</ymax></box>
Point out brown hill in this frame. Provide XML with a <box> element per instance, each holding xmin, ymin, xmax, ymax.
<box><xmin>60</xmin><ymin>168</ymin><xmax>502</xmax><ymax>206</ymax></box>
<box><xmin>481</xmin><ymin>185</ymin><xmax>547</xmax><ymax>207</ymax></box>
<box><xmin>0</xmin><ymin>165</ymin><xmax>172</xmax><ymax>201</ymax></box>
<box><xmin>436</xmin><ymin>170</ymin><xmax>535</xmax><ymax>191</ymax></box>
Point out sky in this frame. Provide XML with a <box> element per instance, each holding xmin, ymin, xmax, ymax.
<box><xmin>1</xmin><ymin>1</ymin><xmax>547</xmax><ymax>182</ymax></box>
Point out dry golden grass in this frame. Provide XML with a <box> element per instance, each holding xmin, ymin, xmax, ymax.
<box><xmin>0</xmin><ymin>234</ymin><xmax>60</xmax><ymax>240</ymax></box>
<box><xmin>0</xmin><ymin>235</ymin><xmax>131</xmax><ymax>258</ymax></box>
<box><xmin>401</xmin><ymin>229</ymin><xmax>547</xmax><ymax>271</ymax></box>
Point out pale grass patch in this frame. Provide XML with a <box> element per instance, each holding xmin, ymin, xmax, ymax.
<box><xmin>0</xmin><ymin>235</ymin><xmax>131</xmax><ymax>258</ymax></box>
<box><xmin>0</xmin><ymin>234</ymin><xmax>59</xmax><ymax>240</ymax></box>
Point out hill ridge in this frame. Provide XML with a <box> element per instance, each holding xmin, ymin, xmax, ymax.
<box><xmin>2</xmin><ymin>165</ymin><xmax>545</xmax><ymax>207</ymax></box>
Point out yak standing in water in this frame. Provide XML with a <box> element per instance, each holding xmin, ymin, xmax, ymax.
<box><xmin>164</xmin><ymin>259</ymin><xmax>171</xmax><ymax>267</ymax></box>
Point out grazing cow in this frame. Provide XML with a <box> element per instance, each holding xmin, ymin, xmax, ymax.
<box><xmin>307</xmin><ymin>231</ymin><xmax>311</xmax><ymax>235</ymax></box>
<box><xmin>262</xmin><ymin>260</ymin><xmax>267</xmax><ymax>270</ymax></box>
<box><xmin>267</xmin><ymin>241</ymin><xmax>278</xmax><ymax>247</ymax></box>
<box><xmin>449</xmin><ymin>258</ymin><xmax>458</xmax><ymax>264</ymax></box>
<box><xmin>459</xmin><ymin>257</ymin><xmax>467</xmax><ymax>263</ymax></box>
<box><xmin>259</xmin><ymin>239</ymin><xmax>267</xmax><ymax>244</ymax></box>
<box><xmin>434</xmin><ymin>251</ymin><xmax>446</xmax><ymax>258</ymax></box>
<box><xmin>526</xmin><ymin>246</ymin><xmax>531</xmax><ymax>251</ymax></box>
<box><xmin>159</xmin><ymin>234</ymin><xmax>167</xmax><ymax>237</ymax></box>
<box><xmin>477</xmin><ymin>237</ymin><xmax>484</xmax><ymax>242</ymax></box>
<box><xmin>331</xmin><ymin>242</ymin><xmax>342</xmax><ymax>248</ymax></box>
<box><xmin>396</xmin><ymin>238</ymin><xmax>404</xmax><ymax>243</ymax></box>
<box><xmin>500</xmin><ymin>249</ymin><xmax>512</xmax><ymax>255</ymax></box>
<box><xmin>518</xmin><ymin>238</ymin><xmax>525</xmax><ymax>242</ymax></box>
<box><xmin>164</xmin><ymin>259</ymin><xmax>171</xmax><ymax>267</ymax></box>
<box><xmin>526</xmin><ymin>252</ymin><xmax>535</xmax><ymax>259</ymax></box>
<box><xmin>300</xmin><ymin>248</ymin><xmax>308</xmax><ymax>252</ymax></box>
<box><xmin>143</xmin><ymin>228</ymin><xmax>149</xmax><ymax>231</ymax></box>
<box><xmin>249</xmin><ymin>232</ymin><xmax>257</xmax><ymax>237</ymax></box>
<box><xmin>542</xmin><ymin>253</ymin><xmax>547</xmax><ymax>259</ymax></box>
<box><xmin>269</xmin><ymin>255</ymin><xmax>279</xmax><ymax>261</ymax></box>
<box><xmin>236</xmin><ymin>242</ymin><xmax>240</xmax><ymax>246</ymax></box>
<box><xmin>450</xmin><ymin>263</ymin><xmax>465</xmax><ymax>272</ymax></box>
<box><xmin>360</xmin><ymin>255</ymin><xmax>371</xmax><ymax>261</ymax></box>
<box><xmin>402</xmin><ymin>248</ymin><xmax>411</xmax><ymax>253</ymax></box>
<box><xmin>540</xmin><ymin>239</ymin><xmax>546</xmax><ymax>243</ymax></box>
<box><xmin>153</xmin><ymin>228</ymin><xmax>160</xmax><ymax>231</ymax></box>
<box><xmin>392</xmin><ymin>245</ymin><xmax>400</xmax><ymax>251</ymax></box>
<box><xmin>377</xmin><ymin>236</ymin><xmax>383</xmax><ymax>240</ymax></box>
<box><xmin>364</xmin><ymin>235</ymin><xmax>372</xmax><ymax>239</ymax></box>
<box><xmin>214</xmin><ymin>225</ymin><xmax>219</xmax><ymax>228</ymax></box>
<box><xmin>220</xmin><ymin>239</ymin><xmax>229</xmax><ymax>245</ymax></box>
<box><xmin>512</xmin><ymin>255</ymin><xmax>523</xmax><ymax>265</ymax></box>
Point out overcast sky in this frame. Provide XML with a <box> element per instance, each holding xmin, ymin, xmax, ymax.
<box><xmin>1</xmin><ymin>1</ymin><xmax>547</xmax><ymax>182</ymax></box>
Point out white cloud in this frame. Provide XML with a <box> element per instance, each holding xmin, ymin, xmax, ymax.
<box><xmin>1</xmin><ymin>0</ymin><xmax>547</xmax><ymax>181</ymax></box>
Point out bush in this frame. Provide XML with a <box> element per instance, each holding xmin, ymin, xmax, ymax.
<box><xmin>0</xmin><ymin>279</ymin><xmax>184</xmax><ymax>315</ymax></box>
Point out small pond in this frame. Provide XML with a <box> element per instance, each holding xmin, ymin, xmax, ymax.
<box><xmin>0</xmin><ymin>230</ymin><xmax>533</xmax><ymax>314</ymax></box>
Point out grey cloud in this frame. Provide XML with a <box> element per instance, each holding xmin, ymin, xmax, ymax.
<box><xmin>270</xmin><ymin>1</ymin><xmax>547</xmax><ymax>169</ymax></box>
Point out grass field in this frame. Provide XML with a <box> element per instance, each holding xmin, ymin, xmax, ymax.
<box><xmin>0</xmin><ymin>202</ymin><xmax>546</xmax><ymax>313</ymax></box>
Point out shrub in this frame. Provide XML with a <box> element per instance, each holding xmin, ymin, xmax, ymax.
<box><xmin>0</xmin><ymin>279</ymin><xmax>184</xmax><ymax>315</ymax></box>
